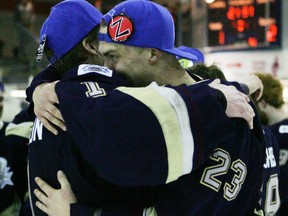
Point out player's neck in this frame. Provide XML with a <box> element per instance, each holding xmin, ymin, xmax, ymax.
<box><xmin>267</xmin><ymin>105</ymin><xmax>288</xmax><ymax>125</ymax></box>
<box><xmin>159</xmin><ymin>68</ymin><xmax>196</xmax><ymax>86</ymax></box>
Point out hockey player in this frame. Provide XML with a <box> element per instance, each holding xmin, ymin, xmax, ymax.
<box><xmin>27</xmin><ymin>0</ymin><xmax>259</xmax><ymax>215</ymax></box>
<box><xmin>252</xmin><ymin>72</ymin><xmax>288</xmax><ymax>215</ymax></box>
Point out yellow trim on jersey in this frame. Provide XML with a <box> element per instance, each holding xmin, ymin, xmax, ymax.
<box><xmin>254</xmin><ymin>208</ymin><xmax>264</xmax><ymax>216</ymax></box>
<box><xmin>143</xmin><ymin>207</ymin><xmax>158</xmax><ymax>216</ymax></box>
<box><xmin>0</xmin><ymin>195</ymin><xmax>21</xmax><ymax>216</ymax></box>
<box><xmin>150</xmin><ymin>83</ymin><xmax>194</xmax><ymax>176</ymax></box>
<box><xmin>117</xmin><ymin>86</ymin><xmax>183</xmax><ymax>183</ymax></box>
<box><xmin>5</xmin><ymin>122</ymin><xmax>34</xmax><ymax>139</ymax></box>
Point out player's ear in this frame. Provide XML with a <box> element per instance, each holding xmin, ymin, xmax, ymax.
<box><xmin>82</xmin><ymin>38</ymin><xmax>98</xmax><ymax>55</ymax></box>
<box><xmin>149</xmin><ymin>48</ymin><xmax>161</xmax><ymax>64</ymax></box>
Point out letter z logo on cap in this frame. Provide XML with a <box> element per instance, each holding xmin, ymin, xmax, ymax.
<box><xmin>108</xmin><ymin>14</ymin><xmax>133</xmax><ymax>42</ymax></box>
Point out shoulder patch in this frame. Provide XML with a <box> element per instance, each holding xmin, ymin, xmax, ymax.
<box><xmin>279</xmin><ymin>125</ymin><xmax>288</xmax><ymax>133</ymax></box>
<box><xmin>78</xmin><ymin>64</ymin><xmax>113</xmax><ymax>77</ymax></box>
<box><xmin>0</xmin><ymin>157</ymin><xmax>13</xmax><ymax>189</ymax></box>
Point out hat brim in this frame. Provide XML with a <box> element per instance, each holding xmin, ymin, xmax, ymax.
<box><xmin>163</xmin><ymin>48</ymin><xmax>199</xmax><ymax>61</ymax></box>
<box><xmin>177</xmin><ymin>46</ymin><xmax>204</xmax><ymax>62</ymax></box>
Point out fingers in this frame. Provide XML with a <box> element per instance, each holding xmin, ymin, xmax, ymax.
<box><xmin>57</xmin><ymin>170</ymin><xmax>71</xmax><ymax>189</ymax></box>
<box><xmin>37</xmin><ymin>116</ymin><xmax>59</xmax><ymax>136</ymax></box>
<box><xmin>35</xmin><ymin>177</ymin><xmax>55</xmax><ymax>197</ymax></box>
<box><xmin>217</xmin><ymin>83</ymin><xmax>256</xmax><ymax>129</ymax></box>
<box><xmin>39</xmin><ymin>112</ymin><xmax>66</xmax><ymax>135</ymax></box>
<box><xmin>240</xmin><ymin>92</ymin><xmax>255</xmax><ymax>129</ymax></box>
<box><xmin>33</xmin><ymin>81</ymin><xmax>67</xmax><ymax>134</ymax></box>
<box><xmin>34</xmin><ymin>104</ymin><xmax>67</xmax><ymax>135</ymax></box>
<box><xmin>233</xmin><ymin>92</ymin><xmax>254</xmax><ymax>129</ymax></box>
<box><xmin>35</xmin><ymin>200</ymin><xmax>49</xmax><ymax>214</ymax></box>
<box><xmin>243</xmin><ymin>102</ymin><xmax>255</xmax><ymax>129</ymax></box>
<box><xmin>34</xmin><ymin>188</ymin><xmax>48</xmax><ymax>206</ymax></box>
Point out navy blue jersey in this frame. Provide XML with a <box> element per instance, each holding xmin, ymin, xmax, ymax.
<box><xmin>269</xmin><ymin>119</ymin><xmax>288</xmax><ymax>214</ymax></box>
<box><xmin>255</xmin><ymin>126</ymin><xmax>280</xmax><ymax>215</ymax></box>
<box><xmin>142</xmin><ymin>107</ymin><xmax>265</xmax><ymax>216</ymax></box>
<box><xmin>28</xmin><ymin>64</ymin><xmax>254</xmax><ymax>215</ymax></box>
<box><xmin>0</xmin><ymin>121</ymin><xmax>14</xmax><ymax>213</ymax></box>
<box><xmin>0</xmin><ymin>109</ymin><xmax>33</xmax><ymax>215</ymax></box>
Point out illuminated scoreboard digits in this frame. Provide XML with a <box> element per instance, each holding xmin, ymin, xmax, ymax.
<box><xmin>206</xmin><ymin>0</ymin><xmax>281</xmax><ymax>52</ymax></box>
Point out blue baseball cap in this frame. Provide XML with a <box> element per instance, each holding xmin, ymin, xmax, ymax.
<box><xmin>36</xmin><ymin>0</ymin><xmax>103</xmax><ymax>64</ymax></box>
<box><xmin>177</xmin><ymin>46</ymin><xmax>205</xmax><ymax>68</ymax></box>
<box><xmin>177</xmin><ymin>46</ymin><xmax>204</xmax><ymax>63</ymax></box>
<box><xmin>98</xmin><ymin>0</ymin><xmax>199</xmax><ymax>61</ymax></box>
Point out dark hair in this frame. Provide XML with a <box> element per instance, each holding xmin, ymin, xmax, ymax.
<box><xmin>186</xmin><ymin>64</ymin><xmax>227</xmax><ymax>80</ymax></box>
<box><xmin>44</xmin><ymin>26</ymin><xmax>100</xmax><ymax>76</ymax></box>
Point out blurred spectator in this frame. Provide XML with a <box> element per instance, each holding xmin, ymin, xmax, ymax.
<box><xmin>0</xmin><ymin>40</ymin><xmax>4</xmax><ymax>59</ymax></box>
<box><xmin>14</xmin><ymin>0</ymin><xmax>37</xmax><ymax>63</ymax></box>
<box><xmin>14</xmin><ymin>0</ymin><xmax>35</xmax><ymax>29</ymax></box>
<box><xmin>0</xmin><ymin>81</ymin><xmax>33</xmax><ymax>215</ymax></box>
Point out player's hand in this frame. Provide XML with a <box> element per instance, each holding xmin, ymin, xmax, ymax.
<box><xmin>34</xmin><ymin>170</ymin><xmax>77</xmax><ymax>216</ymax></box>
<box><xmin>33</xmin><ymin>81</ymin><xmax>66</xmax><ymax>135</ymax></box>
<box><xmin>209</xmin><ymin>79</ymin><xmax>255</xmax><ymax>129</ymax></box>
<box><xmin>240</xmin><ymin>74</ymin><xmax>263</xmax><ymax>101</ymax></box>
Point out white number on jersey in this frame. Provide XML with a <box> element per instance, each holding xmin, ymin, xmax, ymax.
<box><xmin>200</xmin><ymin>148</ymin><xmax>247</xmax><ymax>201</ymax></box>
<box><xmin>264</xmin><ymin>174</ymin><xmax>280</xmax><ymax>216</ymax></box>
<box><xmin>81</xmin><ymin>82</ymin><xmax>106</xmax><ymax>98</ymax></box>
<box><xmin>279</xmin><ymin>149</ymin><xmax>288</xmax><ymax>166</ymax></box>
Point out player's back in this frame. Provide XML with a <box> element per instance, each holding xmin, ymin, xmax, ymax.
<box><xmin>28</xmin><ymin>65</ymin><xmax>158</xmax><ymax>215</ymax></box>
<box><xmin>152</xmin><ymin>111</ymin><xmax>265</xmax><ymax>216</ymax></box>
<box><xmin>268</xmin><ymin>119</ymin><xmax>288</xmax><ymax>214</ymax></box>
<box><xmin>255</xmin><ymin>126</ymin><xmax>280</xmax><ymax>216</ymax></box>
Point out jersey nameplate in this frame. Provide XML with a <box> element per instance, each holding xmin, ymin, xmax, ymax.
<box><xmin>78</xmin><ymin>64</ymin><xmax>113</xmax><ymax>77</ymax></box>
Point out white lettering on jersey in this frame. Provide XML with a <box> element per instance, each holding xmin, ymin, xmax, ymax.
<box><xmin>279</xmin><ymin>149</ymin><xmax>288</xmax><ymax>166</ymax></box>
<box><xmin>263</xmin><ymin>147</ymin><xmax>276</xmax><ymax>169</ymax></box>
<box><xmin>0</xmin><ymin>157</ymin><xmax>13</xmax><ymax>189</ymax></box>
<box><xmin>78</xmin><ymin>64</ymin><xmax>113</xmax><ymax>77</ymax></box>
<box><xmin>29</xmin><ymin>118</ymin><xmax>43</xmax><ymax>143</ymax></box>
<box><xmin>279</xmin><ymin>125</ymin><xmax>288</xmax><ymax>133</ymax></box>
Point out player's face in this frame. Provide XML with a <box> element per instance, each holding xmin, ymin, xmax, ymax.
<box><xmin>98</xmin><ymin>24</ymin><xmax>157</xmax><ymax>87</ymax></box>
<box><xmin>99</xmin><ymin>41</ymin><xmax>155</xmax><ymax>87</ymax></box>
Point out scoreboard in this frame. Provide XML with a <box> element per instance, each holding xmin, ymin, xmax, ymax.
<box><xmin>206</xmin><ymin>0</ymin><xmax>281</xmax><ymax>52</ymax></box>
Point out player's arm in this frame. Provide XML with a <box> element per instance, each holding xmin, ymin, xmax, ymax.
<box><xmin>26</xmin><ymin>64</ymin><xmax>60</xmax><ymax>103</ymax></box>
<box><xmin>34</xmin><ymin>171</ymin><xmax>142</xmax><ymax>216</ymax></box>
<box><xmin>237</xmin><ymin>74</ymin><xmax>263</xmax><ymax>100</ymax></box>
<box><xmin>55</xmin><ymin>80</ymin><xmax>254</xmax><ymax>186</ymax></box>
<box><xmin>32</xmin><ymin>81</ymin><xmax>66</xmax><ymax>135</ymax></box>
<box><xmin>26</xmin><ymin>64</ymin><xmax>65</xmax><ymax>135</ymax></box>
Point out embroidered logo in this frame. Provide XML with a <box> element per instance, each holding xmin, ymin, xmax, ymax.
<box><xmin>108</xmin><ymin>14</ymin><xmax>133</xmax><ymax>42</ymax></box>
<box><xmin>78</xmin><ymin>64</ymin><xmax>113</xmax><ymax>77</ymax></box>
<box><xmin>36</xmin><ymin>34</ymin><xmax>47</xmax><ymax>62</ymax></box>
<box><xmin>279</xmin><ymin>125</ymin><xmax>288</xmax><ymax>133</ymax></box>
<box><xmin>0</xmin><ymin>157</ymin><xmax>13</xmax><ymax>189</ymax></box>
